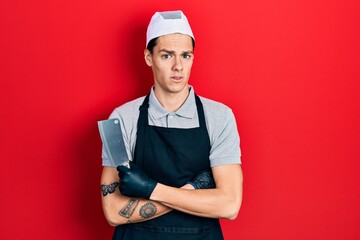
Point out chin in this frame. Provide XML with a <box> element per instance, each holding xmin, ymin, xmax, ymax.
<box><xmin>168</xmin><ymin>84</ymin><xmax>188</xmax><ymax>94</ymax></box>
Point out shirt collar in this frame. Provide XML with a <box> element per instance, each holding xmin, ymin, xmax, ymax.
<box><xmin>149</xmin><ymin>86</ymin><xmax>197</xmax><ymax>120</ymax></box>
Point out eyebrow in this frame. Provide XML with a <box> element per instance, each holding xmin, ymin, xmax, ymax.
<box><xmin>158</xmin><ymin>49</ymin><xmax>194</xmax><ymax>55</ymax></box>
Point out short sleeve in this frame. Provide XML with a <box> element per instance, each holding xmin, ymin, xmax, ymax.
<box><xmin>209</xmin><ymin>108</ymin><xmax>241</xmax><ymax>167</ymax></box>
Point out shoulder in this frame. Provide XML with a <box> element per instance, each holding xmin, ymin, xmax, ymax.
<box><xmin>198</xmin><ymin>95</ymin><xmax>238</xmax><ymax>140</ymax></box>
<box><xmin>109</xmin><ymin>96</ymin><xmax>145</xmax><ymax>121</ymax></box>
<box><xmin>198</xmin><ymin>96</ymin><xmax>234</xmax><ymax>119</ymax></box>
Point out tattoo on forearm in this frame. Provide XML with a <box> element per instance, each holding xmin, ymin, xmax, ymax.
<box><xmin>119</xmin><ymin>198</ymin><xmax>139</xmax><ymax>218</ymax></box>
<box><xmin>139</xmin><ymin>202</ymin><xmax>157</xmax><ymax>219</ymax></box>
<box><xmin>100</xmin><ymin>182</ymin><xmax>119</xmax><ymax>196</ymax></box>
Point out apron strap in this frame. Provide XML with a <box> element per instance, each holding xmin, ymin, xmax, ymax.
<box><xmin>194</xmin><ymin>94</ymin><xmax>206</xmax><ymax>128</ymax></box>
<box><xmin>194</xmin><ymin>94</ymin><xmax>211</xmax><ymax>151</ymax></box>
<box><xmin>133</xmin><ymin>94</ymin><xmax>150</xmax><ymax>167</ymax></box>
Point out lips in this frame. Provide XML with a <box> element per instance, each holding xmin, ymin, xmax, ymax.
<box><xmin>171</xmin><ymin>76</ymin><xmax>183</xmax><ymax>81</ymax></box>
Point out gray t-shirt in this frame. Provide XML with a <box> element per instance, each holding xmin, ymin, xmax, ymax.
<box><xmin>102</xmin><ymin>86</ymin><xmax>241</xmax><ymax>167</ymax></box>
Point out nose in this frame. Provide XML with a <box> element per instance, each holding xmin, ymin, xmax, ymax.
<box><xmin>172</xmin><ymin>56</ymin><xmax>183</xmax><ymax>71</ymax></box>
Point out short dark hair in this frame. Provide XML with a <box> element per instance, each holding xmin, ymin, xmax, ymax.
<box><xmin>146</xmin><ymin>37</ymin><xmax>195</xmax><ymax>54</ymax></box>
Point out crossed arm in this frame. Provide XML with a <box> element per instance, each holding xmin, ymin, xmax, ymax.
<box><xmin>101</xmin><ymin>164</ymin><xmax>243</xmax><ymax>226</ymax></box>
<box><xmin>101</xmin><ymin>167</ymin><xmax>179</xmax><ymax>226</ymax></box>
<box><xmin>150</xmin><ymin>164</ymin><xmax>243</xmax><ymax>219</ymax></box>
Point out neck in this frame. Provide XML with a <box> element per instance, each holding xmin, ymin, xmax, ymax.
<box><xmin>154</xmin><ymin>87</ymin><xmax>190</xmax><ymax>112</ymax></box>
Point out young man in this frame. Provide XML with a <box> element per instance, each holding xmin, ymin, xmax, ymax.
<box><xmin>101</xmin><ymin>10</ymin><xmax>243</xmax><ymax>239</ymax></box>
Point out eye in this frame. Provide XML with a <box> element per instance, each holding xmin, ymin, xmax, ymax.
<box><xmin>161</xmin><ymin>54</ymin><xmax>171</xmax><ymax>59</ymax></box>
<box><xmin>182</xmin><ymin>53</ymin><xmax>192</xmax><ymax>59</ymax></box>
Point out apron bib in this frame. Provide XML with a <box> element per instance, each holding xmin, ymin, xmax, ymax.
<box><xmin>113</xmin><ymin>94</ymin><xmax>223</xmax><ymax>240</ymax></box>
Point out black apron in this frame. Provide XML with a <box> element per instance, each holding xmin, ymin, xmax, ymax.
<box><xmin>113</xmin><ymin>94</ymin><xmax>223</xmax><ymax>240</ymax></box>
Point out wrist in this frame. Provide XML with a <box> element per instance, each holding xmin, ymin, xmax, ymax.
<box><xmin>146</xmin><ymin>181</ymin><xmax>158</xmax><ymax>199</ymax></box>
<box><xmin>148</xmin><ymin>182</ymin><xmax>159</xmax><ymax>200</ymax></box>
<box><xmin>149</xmin><ymin>182</ymin><xmax>168</xmax><ymax>201</ymax></box>
<box><xmin>182</xmin><ymin>183</ymin><xmax>195</xmax><ymax>190</ymax></box>
<box><xmin>185</xmin><ymin>181</ymin><xmax>198</xmax><ymax>189</ymax></box>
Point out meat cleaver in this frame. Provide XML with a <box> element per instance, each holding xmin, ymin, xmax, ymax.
<box><xmin>98</xmin><ymin>119</ymin><xmax>129</xmax><ymax>167</ymax></box>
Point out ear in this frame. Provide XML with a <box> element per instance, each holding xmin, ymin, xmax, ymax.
<box><xmin>144</xmin><ymin>49</ymin><xmax>152</xmax><ymax>67</ymax></box>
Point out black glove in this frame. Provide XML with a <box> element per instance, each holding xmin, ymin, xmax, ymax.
<box><xmin>186</xmin><ymin>169</ymin><xmax>216</xmax><ymax>189</ymax></box>
<box><xmin>117</xmin><ymin>162</ymin><xmax>157</xmax><ymax>199</ymax></box>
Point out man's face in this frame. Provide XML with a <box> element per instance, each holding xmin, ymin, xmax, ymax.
<box><xmin>144</xmin><ymin>33</ymin><xmax>194</xmax><ymax>97</ymax></box>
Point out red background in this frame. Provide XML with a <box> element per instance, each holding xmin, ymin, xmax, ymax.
<box><xmin>1</xmin><ymin>0</ymin><xmax>360</xmax><ymax>239</ymax></box>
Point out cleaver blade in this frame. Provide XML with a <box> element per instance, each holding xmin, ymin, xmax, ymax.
<box><xmin>98</xmin><ymin>119</ymin><xmax>129</xmax><ymax>167</ymax></box>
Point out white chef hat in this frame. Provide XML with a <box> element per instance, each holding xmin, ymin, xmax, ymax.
<box><xmin>146</xmin><ymin>10</ymin><xmax>195</xmax><ymax>47</ymax></box>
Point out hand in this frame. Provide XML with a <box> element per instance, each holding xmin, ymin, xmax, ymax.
<box><xmin>186</xmin><ymin>169</ymin><xmax>216</xmax><ymax>189</ymax></box>
<box><xmin>117</xmin><ymin>162</ymin><xmax>157</xmax><ymax>199</ymax></box>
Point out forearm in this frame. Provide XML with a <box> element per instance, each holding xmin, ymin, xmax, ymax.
<box><xmin>150</xmin><ymin>165</ymin><xmax>243</xmax><ymax>220</ymax></box>
<box><xmin>150</xmin><ymin>185</ymin><xmax>240</xmax><ymax>220</ymax></box>
<box><xmin>101</xmin><ymin>166</ymin><xmax>174</xmax><ymax>226</ymax></box>
<box><xmin>101</xmin><ymin>185</ymin><xmax>171</xmax><ymax>226</ymax></box>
